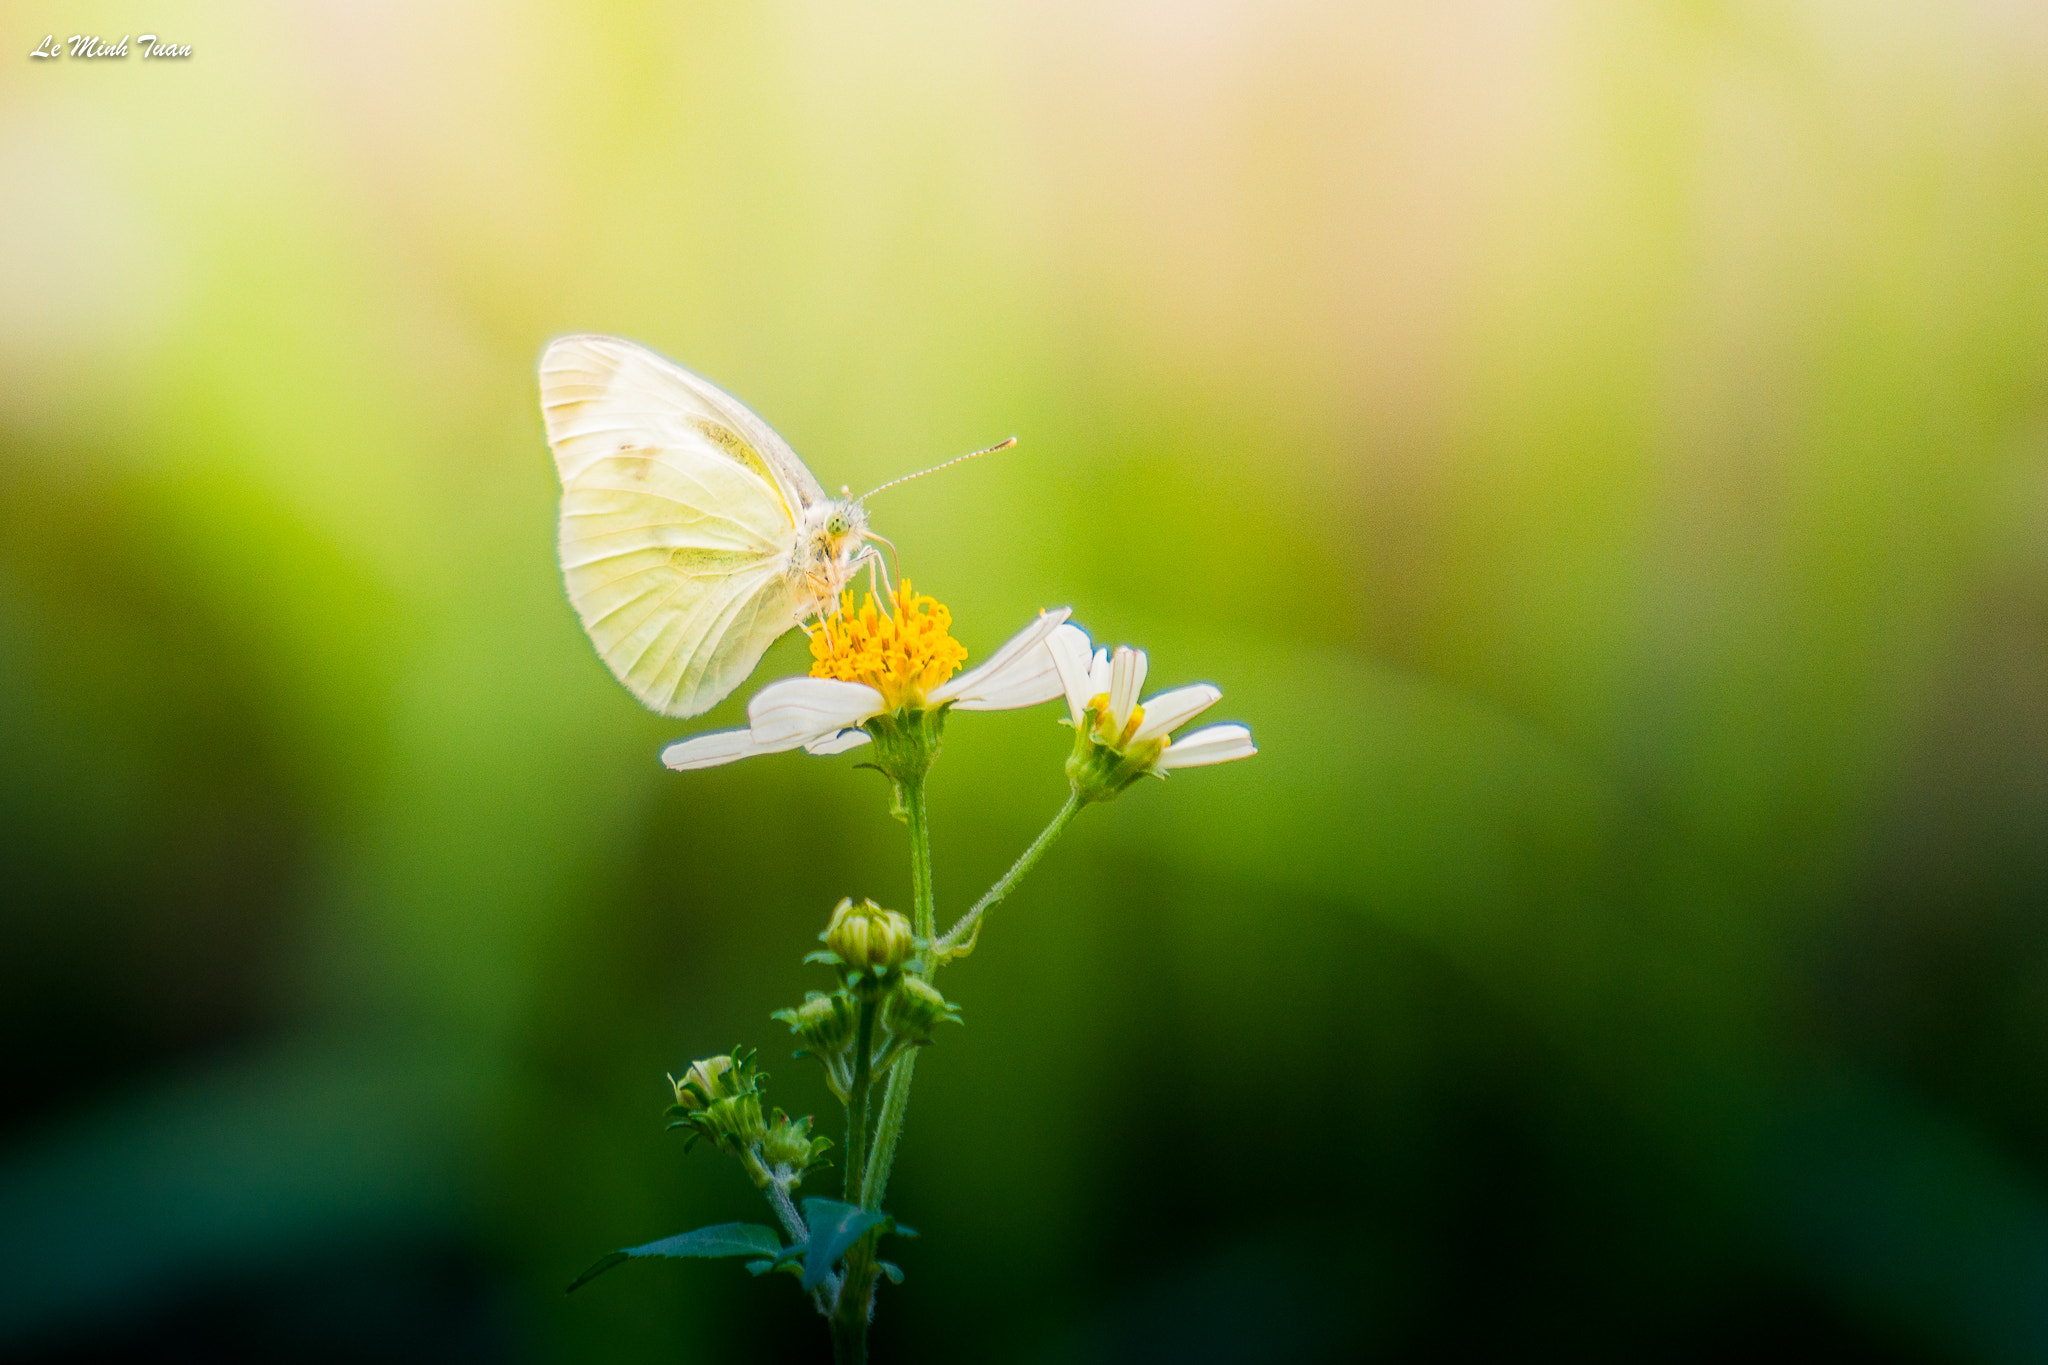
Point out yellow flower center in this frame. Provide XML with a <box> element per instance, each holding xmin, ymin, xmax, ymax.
<box><xmin>1087</xmin><ymin>692</ymin><xmax>1148</xmax><ymax>749</ymax></box>
<box><xmin>810</xmin><ymin>580</ymin><xmax>968</xmax><ymax>712</ymax></box>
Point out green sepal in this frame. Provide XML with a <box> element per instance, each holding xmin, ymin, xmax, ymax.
<box><xmin>803</xmin><ymin>950</ymin><xmax>842</xmax><ymax>968</ymax></box>
<box><xmin>1065</xmin><ymin>708</ymin><xmax>1167</xmax><ymax>804</ymax></box>
<box><xmin>859</xmin><ymin>707</ymin><xmax>947</xmax><ymax>814</ymax></box>
<box><xmin>566</xmin><ymin>1222</ymin><xmax>784</xmax><ymax>1293</ymax></box>
<box><xmin>878</xmin><ymin>1260</ymin><xmax>905</xmax><ymax>1284</ymax></box>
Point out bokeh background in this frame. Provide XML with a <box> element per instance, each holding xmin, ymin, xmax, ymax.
<box><xmin>6</xmin><ymin>2</ymin><xmax>2048</xmax><ymax>1360</ymax></box>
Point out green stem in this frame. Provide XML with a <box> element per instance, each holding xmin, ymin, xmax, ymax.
<box><xmin>842</xmin><ymin>999</ymin><xmax>878</xmax><ymax>1202</ymax></box>
<box><xmin>860</xmin><ymin>1048</ymin><xmax>917</xmax><ymax>1210</ymax></box>
<box><xmin>766</xmin><ymin>1179</ymin><xmax>808</xmax><ymax>1245</ymax></box>
<box><xmin>766</xmin><ymin>1181</ymin><xmax>836</xmax><ymax>1316</ymax></box>
<box><xmin>861</xmin><ymin>789</ymin><xmax>1084</xmax><ymax>1214</ymax></box>
<box><xmin>855</xmin><ymin>771</ymin><xmax>935</xmax><ymax>1215</ymax></box>
<box><xmin>903</xmin><ymin>774</ymin><xmax>937</xmax><ymax>940</ymax></box>
<box><xmin>934</xmin><ymin>789</ymin><xmax>1084</xmax><ymax>960</ymax></box>
<box><xmin>830</xmin><ymin>1304</ymin><xmax>868</xmax><ymax>1365</ymax></box>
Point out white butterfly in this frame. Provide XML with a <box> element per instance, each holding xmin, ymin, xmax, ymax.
<box><xmin>538</xmin><ymin>335</ymin><xmax>877</xmax><ymax>719</ymax></box>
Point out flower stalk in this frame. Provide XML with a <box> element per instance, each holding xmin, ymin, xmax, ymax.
<box><xmin>934</xmin><ymin>789</ymin><xmax>1085</xmax><ymax>964</ymax></box>
<box><xmin>842</xmin><ymin>999</ymin><xmax>878</xmax><ymax>1202</ymax></box>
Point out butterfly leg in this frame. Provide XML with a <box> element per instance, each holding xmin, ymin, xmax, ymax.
<box><xmin>863</xmin><ymin>529</ymin><xmax>903</xmax><ymax>591</ymax></box>
<box><xmin>856</xmin><ymin>544</ymin><xmax>895</xmax><ymax>603</ymax></box>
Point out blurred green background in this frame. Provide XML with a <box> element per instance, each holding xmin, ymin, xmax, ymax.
<box><xmin>6</xmin><ymin>2</ymin><xmax>2048</xmax><ymax>1360</ymax></box>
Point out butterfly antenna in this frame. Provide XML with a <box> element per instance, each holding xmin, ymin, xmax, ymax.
<box><xmin>858</xmin><ymin>437</ymin><xmax>1017</xmax><ymax>503</ymax></box>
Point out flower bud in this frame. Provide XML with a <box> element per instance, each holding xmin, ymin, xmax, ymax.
<box><xmin>774</xmin><ymin>991</ymin><xmax>857</xmax><ymax>1056</ymax></box>
<box><xmin>819</xmin><ymin>897</ymin><xmax>916</xmax><ymax>998</ymax></box>
<box><xmin>772</xmin><ymin>991</ymin><xmax>858</xmax><ymax>1101</ymax></box>
<box><xmin>760</xmin><ymin>1109</ymin><xmax>832</xmax><ymax>1186</ymax></box>
<box><xmin>665</xmin><ymin>1050</ymin><xmax>768</xmax><ymax>1154</ymax></box>
<box><xmin>883</xmin><ymin>976</ymin><xmax>961</xmax><ymax>1045</ymax></box>
<box><xmin>669</xmin><ymin>1054</ymin><xmax>738</xmax><ymax>1112</ymax></box>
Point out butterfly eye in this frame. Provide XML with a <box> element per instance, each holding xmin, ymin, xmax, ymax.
<box><xmin>825</xmin><ymin>512</ymin><xmax>849</xmax><ymax>538</ymax></box>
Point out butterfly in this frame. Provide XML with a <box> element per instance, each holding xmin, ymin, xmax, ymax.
<box><xmin>538</xmin><ymin>335</ymin><xmax>879</xmax><ymax>719</ymax></box>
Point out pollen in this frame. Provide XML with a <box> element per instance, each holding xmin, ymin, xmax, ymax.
<box><xmin>810</xmin><ymin>580</ymin><xmax>969</xmax><ymax>711</ymax></box>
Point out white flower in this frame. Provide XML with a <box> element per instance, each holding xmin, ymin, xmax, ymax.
<box><xmin>662</xmin><ymin>605</ymin><xmax>1074</xmax><ymax>771</ymax></box>
<box><xmin>1048</xmin><ymin>626</ymin><xmax>1256</xmax><ymax>780</ymax></box>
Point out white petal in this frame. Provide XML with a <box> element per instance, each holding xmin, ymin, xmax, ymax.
<box><xmin>1108</xmin><ymin>646</ymin><xmax>1147</xmax><ymax>729</ymax></box>
<box><xmin>1155</xmin><ymin>723</ymin><xmax>1256</xmax><ymax>770</ymax></box>
<box><xmin>930</xmin><ymin>608</ymin><xmax>1073</xmax><ymax>710</ymax></box>
<box><xmin>748</xmin><ymin>677</ymin><xmax>883</xmax><ymax>745</ymax></box>
<box><xmin>951</xmin><ymin>673</ymin><xmax>1060</xmax><ymax>712</ymax></box>
<box><xmin>804</xmin><ymin>728</ymin><xmax>873</xmax><ymax>756</ymax></box>
<box><xmin>661</xmin><ymin>728</ymin><xmax>798</xmax><ymax>770</ymax></box>
<box><xmin>1046</xmin><ymin>625</ymin><xmax>1096</xmax><ymax>724</ymax></box>
<box><xmin>1089</xmin><ymin>649</ymin><xmax>1111</xmax><ymax>698</ymax></box>
<box><xmin>1131</xmin><ymin>683</ymin><xmax>1222</xmax><ymax>744</ymax></box>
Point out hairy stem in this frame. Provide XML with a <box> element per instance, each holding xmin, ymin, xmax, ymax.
<box><xmin>860</xmin><ymin>1048</ymin><xmax>918</xmax><ymax>1211</ymax></box>
<box><xmin>830</xmin><ymin>1304</ymin><xmax>868</xmax><ymax>1365</ymax></box>
<box><xmin>904</xmin><ymin>775</ymin><xmax>937</xmax><ymax>941</ymax></box>
<box><xmin>766</xmin><ymin>1181</ymin><xmax>837</xmax><ymax>1314</ymax></box>
<box><xmin>862</xmin><ymin>789</ymin><xmax>1083</xmax><ymax>1215</ymax></box>
<box><xmin>934</xmin><ymin>789</ymin><xmax>1084</xmax><ymax>961</ymax></box>
<box><xmin>766</xmin><ymin>1179</ymin><xmax>808</xmax><ymax>1245</ymax></box>
<box><xmin>842</xmin><ymin>999</ymin><xmax>878</xmax><ymax>1203</ymax></box>
<box><xmin>856</xmin><ymin>771</ymin><xmax>935</xmax><ymax>1213</ymax></box>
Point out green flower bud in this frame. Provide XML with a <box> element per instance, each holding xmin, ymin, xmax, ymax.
<box><xmin>760</xmin><ymin>1109</ymin><xmax>833</xmax><ymax>1187</ymax></box>
<box><xmin>668</xmin><ymin>1054</ymin><xmax>739</xmax><ymax>1111</ymax></box>
<box><xmin>818</xmin><ymin>897</ymin><xmax>916</xmax><ymax>998</ymax></box>
<box><xmin>883</xmin><ymin>976</ymin><xmax>961</xmax><ymax>1046</ymax></box>
<box><xmin>775</xmin><ymin>991</ymin><xmax>857</xmax><ymax>1056</ymax></box>
<box><xmin>772</xmin><ymin>991</ymin><xmax>858</xmax><ymax>1102</ymax></box>
<box><xmin>664</xmin><ymin>1049</ymin><xmax>768</xmax><ymax>1155</ymax></box>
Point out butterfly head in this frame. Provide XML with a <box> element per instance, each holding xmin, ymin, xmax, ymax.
<box><xmin>822</xmin><ymin>503</ymin><xmax>863</xmax><ymax>543</ymax></box>
<box><xmin>797</xmin><ymin>497</ymin><xmax>872</xmax><ymax>607</ymax></box>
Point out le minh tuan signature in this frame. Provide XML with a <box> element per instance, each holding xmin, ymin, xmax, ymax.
<box><xmin>30</xmin><ymin>34</ymin><xmax>191</xmax><ymax>59</ymax></box>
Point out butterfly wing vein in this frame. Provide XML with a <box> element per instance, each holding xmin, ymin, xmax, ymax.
<box><xmin>542</xmin><ymin>335</ymin><xmax>820</xmax><ymax>718</ymax></box>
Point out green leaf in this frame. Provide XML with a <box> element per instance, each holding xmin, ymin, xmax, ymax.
<box><xmin>877</xmin><ymin>1259</ymin><xmax>905</xmax><ymax>1284</ymax></box>
<box><xmin>566</xmin><ymin>1223</ymin><xmax>783</xmax><ymax>1292</ymax></box>
<box><xmin>798</xmin><ymin>1198</ymin><xmax>890</xmax><ymax>1291</ymax></box>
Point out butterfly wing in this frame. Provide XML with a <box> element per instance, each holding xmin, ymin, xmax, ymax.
<box><xmin>540</xmin><ymin>335</ymin><xmax>817</xmax><ymax>718</ymax></box>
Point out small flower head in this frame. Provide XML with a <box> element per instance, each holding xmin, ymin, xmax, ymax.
<box><xmin>760</xmin><ymin>1109</ymin><xmax>833</xmax><ymax>1187</ymax></box>
<box><xmin>773</xmin><ymin>989</ymin><xmax>860</xmax><ymax>1101</ymax></box>
<box><xmin>883</xmin><ymin>975</ymin><xmax>962</xmax><ymax>1046</ymax></box>
<box><xmin>1051</xmin><ymin>628</ymin><xmax>1256</xmax><ymax>803</ymax></box>
<box><xmin>775</xmin><ymin>989</ymin><xmax>858</xmax><ymax>1056</ymax></box>
<box><xmin>665</xmin><ymin>1049</ymin><xmax>769</xmax><ymax>1155</ymax></box>
<box><xmin>809</xmin><ymin>581</ymin><xmax>968</xmax><ymax>713</ymax></box>
<box><xmin>815</xmin><ymin>897</ymin><xmax>917</xmax><ymax>999</ymax></box>
<box><xmin>668</xmin><ymin>1054</ymin><xmax>738</xmax><ymax>1111</ymax></box>
<box><xmin>660</xmin><ymin>598</ymin><xmax>1074</xmax><ymax>773</ymax></box>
